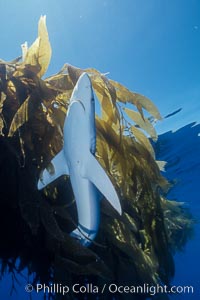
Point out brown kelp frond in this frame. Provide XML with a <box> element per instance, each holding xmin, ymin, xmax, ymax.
<box><xmin>109</xmin><ymin>79</ymin><xmax>162</xmax><ymax>120</ymax></box>
<box><xmin>161</xmin><ymin>198</ymin><xmax>195</xmax><ymax>252</ymax></box>
<box><xmin>0</xmin><ymin>16</ymin><xmax>194</xmax><ymax>300</ymax></box>
<box><xmin>18</xmin><ymin>15</ymin><xmax>52</xmax><ymax>78</ymax></box>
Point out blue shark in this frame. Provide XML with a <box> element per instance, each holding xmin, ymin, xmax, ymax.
<box><xmin>38</xmin><ymin>72</ymin><xmax>122</xmax><ymax>246</ymax></box>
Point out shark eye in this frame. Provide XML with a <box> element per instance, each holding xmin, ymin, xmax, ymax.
<box><xmin>92</xmin><ymin>97</ymin><xmax>94</xmax><ymax>102</ymax></box>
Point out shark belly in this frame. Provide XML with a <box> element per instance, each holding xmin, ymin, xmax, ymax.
<box><xmin>69</xmin><ymin>166</ymin><xmax>100</xmax><ymax>243</ymax></box>
<box><xmin>64</xmin><ymin>101</ymin><xmax>99</xmax><ymax>245</ymax></box>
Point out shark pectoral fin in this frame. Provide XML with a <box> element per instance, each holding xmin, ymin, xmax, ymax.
<box><xmin>82</xmin><ymin>154</ymin><xmax>122</xmax><ymax>215</ymax></box>
<box><xmin>38</xmin><ymin>150</ymin><xmax>69</xmax><ymax>190</ymax></box>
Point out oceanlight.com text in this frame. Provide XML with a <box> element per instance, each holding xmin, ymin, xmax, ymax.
<box><xmin>25</xmin><ymin>283</ymin><xmax>194</xmax><ymax>296</ymax></box>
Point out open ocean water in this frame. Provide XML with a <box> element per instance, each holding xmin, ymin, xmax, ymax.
<box><xmin>156</xmin><ymin>122</ymin><xmax>200</xmax><ymax>300</ymax></box>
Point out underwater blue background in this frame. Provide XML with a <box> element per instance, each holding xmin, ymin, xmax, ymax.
<box><xmin>157</xmin><ymin>123</ymin><xmax>200</xmax><ymax>300</ymax></box>
<box><xmin>0</xmin><ymin>0</ymin><xmax>199</xmax><ymax>299</ymax></box>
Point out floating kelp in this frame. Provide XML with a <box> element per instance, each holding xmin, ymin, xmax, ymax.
<box><xmin>0</xmin><ymin>16</ymin><xmax>194</xmax><ymax>300</ymax></box>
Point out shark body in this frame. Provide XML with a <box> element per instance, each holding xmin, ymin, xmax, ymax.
<box><xmin>38</xmin><ymin>73</ymin><xmax>121</xmax><ymax>246</ymax></box>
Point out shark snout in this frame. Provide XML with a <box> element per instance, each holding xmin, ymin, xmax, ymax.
<box><xmin>69</xmin><ymin>73</ymin><xmax>93</xmax><ymax>109</ymax></box>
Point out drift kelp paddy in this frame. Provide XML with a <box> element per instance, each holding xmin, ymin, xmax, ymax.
<box><xmin>0</xmin><ymin>16</ymin><xmax>194</xmax><ymax>300</ymax></box>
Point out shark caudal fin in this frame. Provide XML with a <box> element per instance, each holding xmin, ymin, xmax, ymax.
<box><xmin>38</xmin><ymin>150</ymin><xmax>69</xmax><ymax>190</ymax></box>
<box><xmin>82</xmin><ymin>153</ymin><xmax>122</xmax><ymax>215</ymax></box>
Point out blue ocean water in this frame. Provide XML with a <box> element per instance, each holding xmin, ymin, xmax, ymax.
<box><xmin>156</xmin><ymin>122</ymin><xmax>200</xmax><ymax>300</ymax></box>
